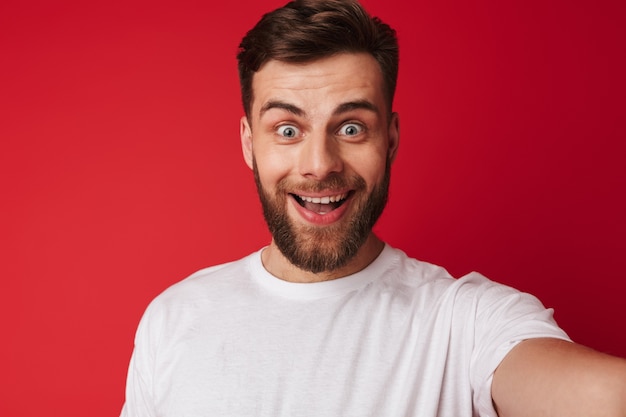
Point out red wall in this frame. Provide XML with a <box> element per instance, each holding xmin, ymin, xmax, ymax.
<box><xmin>2</xmin><ymin>0</ymin><xmax>624</xmax><ymax>415</ymax></box>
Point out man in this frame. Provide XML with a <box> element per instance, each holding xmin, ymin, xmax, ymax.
<box><xmin>121</xmin><ymin>1</ymin><xmax>626</xmax><ymax>416</ymax></box>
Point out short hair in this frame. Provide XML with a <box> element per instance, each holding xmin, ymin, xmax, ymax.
<box><xmin>237</xmin><ymin>0</ymin><xmax>399</xmax><ymax>118</ymax></box>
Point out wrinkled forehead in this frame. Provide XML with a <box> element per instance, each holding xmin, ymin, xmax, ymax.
<box><xmin>249</xmin><ymin>53</ymin><xmax>387</xmax><ymax>121</ymax></box>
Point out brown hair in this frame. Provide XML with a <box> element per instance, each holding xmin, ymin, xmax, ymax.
<box><xmin>237</xmin><ymin>0</ymin><xmax>399</xmax><ymax>118</ymax></box>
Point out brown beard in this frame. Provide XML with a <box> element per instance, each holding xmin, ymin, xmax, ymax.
<box><xmin>253</xmin><ymin>158</ymin><xmax>391</xmax><ymax>274</ymax></box>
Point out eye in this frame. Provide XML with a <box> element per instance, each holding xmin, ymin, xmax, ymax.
<box><xmin>277</xmin><ymin>124</ymin><xmax>300</xmax><ymax>139</ymax></box>
<box><xmin>338</xmin><ymin>123</ymin><xmax>364</xmax><ymax>137</ymax></box>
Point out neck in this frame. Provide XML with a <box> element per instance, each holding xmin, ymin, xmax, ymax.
<box><xmin>261</xmin><ymin>233</ymin><xmax>385</xmax><ymax>283</ymax></box>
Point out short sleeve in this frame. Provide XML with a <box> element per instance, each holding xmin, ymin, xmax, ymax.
<box><xmin>120</xmin><ymin>302</ymin><xmax>162</xmax><ymax>417</ymax></box>
<box><xmin>462</xmin><ymin>273</ymin><xmax>571</xmax><ymax>416</ymax></box>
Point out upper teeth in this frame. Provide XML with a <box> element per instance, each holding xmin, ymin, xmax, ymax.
<box><xmin>298</xmin><ymin>193</ymin><xmax>347</xmax><ymax>204</ymax></box>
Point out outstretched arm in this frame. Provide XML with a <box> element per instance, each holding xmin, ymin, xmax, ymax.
<box><xmin>492</xmin><ymin>338</ymin><xmax>626</xmax><ymax>417</ymax></box>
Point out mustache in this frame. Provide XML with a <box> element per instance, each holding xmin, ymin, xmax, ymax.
<box><xmin>275</xmin><ymin>174</ymin><xmax>366</xmax><ymax>194</ymax></box>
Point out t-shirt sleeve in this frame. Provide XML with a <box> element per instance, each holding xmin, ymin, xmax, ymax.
<box><xmin>120</xmin><ymin>302</ymin><xmax>162</xmax><ymax>417</ymax></box>
<box><xmin>461</xmin><ymin>272</ymin><xmax>571</xmax><ymax>417</ymax></box>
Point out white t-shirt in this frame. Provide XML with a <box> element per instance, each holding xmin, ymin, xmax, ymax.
<box><xmin>121</xmin><ymin>245</ymin><xmax>570</xmax><ymax>417</ymax></box>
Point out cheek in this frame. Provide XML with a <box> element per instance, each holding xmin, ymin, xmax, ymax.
<box><xmin>349</xmin><ymin>152</ymin><xmax>389</xmax><ymax>188</ymax></box>
<box><xmin>254</xmin><ymin>149</ymin><xmax>295</xmax><ymax>187</ymax></box>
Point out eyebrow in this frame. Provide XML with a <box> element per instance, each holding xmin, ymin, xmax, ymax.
<box><xmin>333</xmin><ymin>99</ymin><xmax>379</xmax><ymax>116</ymax></box>
<box><xmin>259</xmin><ymin>99</ymin><xmax>379</xmax><ymax>119</ymax></box>
<box><xmin>259</xmin><ymin>101</ymin><xmax>304</xmax><ymax>118</ymax></box>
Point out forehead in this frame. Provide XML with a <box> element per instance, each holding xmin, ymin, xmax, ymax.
<box><xmin>250</xmin><ymin>53</ymin><xmax>386</xmax><ymax>118</ymax></box>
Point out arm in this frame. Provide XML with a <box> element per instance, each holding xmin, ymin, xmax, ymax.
<box><xmin>492</xmin><ymin>338</ymin><xmax>626</xmax><ymax>417</ymax></box>
<box><xmin>120</xmin><ymin>350</ymin><xmax>157</xmax><ymax>417</ymax></box>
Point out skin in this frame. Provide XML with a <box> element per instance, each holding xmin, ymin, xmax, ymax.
<box><xmin>492</xmin><ymin>338</ymin><xmax>626</xmax><ymax>417</ymax></box>
<box><xmin>239</xmin><ymin>51</ymin><xmax>626</xmax><ymax>415</ymax></box>
<box><xmin>240</xmin><ymin>52</ymin><xmax>399</xmax><ymax>283</ymax></box>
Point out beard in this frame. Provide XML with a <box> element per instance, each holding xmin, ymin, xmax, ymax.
<box><xmin>253</xmin><ymin>159</ymin><xmax>391</xmax><ymax>274</ymax></box>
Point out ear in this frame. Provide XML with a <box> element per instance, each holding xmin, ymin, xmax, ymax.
<box><xmin>240</xmin><ymin>116</ymin><xmax>254</xmax><ymax>170</ymax></box>
<box><xmin>387</xmin><ymin>112</ymin><xmax>400</xmax><ymax>163</ymax></box>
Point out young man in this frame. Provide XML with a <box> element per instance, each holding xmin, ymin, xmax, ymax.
<box><xmin>121</xmin><ymin>1</ymin><xmax>626</xmax><ymax>416</ymax></box>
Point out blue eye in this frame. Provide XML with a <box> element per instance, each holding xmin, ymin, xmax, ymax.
<box><xmin>339</xmin><ymin>123</ymin><xmax>364</xmax><ymax>136</ymax></box>
<box><xmin>277</xmin><ymin>125</ymin><xmax>300</xmax><ymax>138</ymax></box>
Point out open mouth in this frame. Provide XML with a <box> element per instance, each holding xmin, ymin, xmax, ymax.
<box><xmin>291</xmin><ymin>191</ymin><xmax>351</xmax><ymax>214</ymax></box>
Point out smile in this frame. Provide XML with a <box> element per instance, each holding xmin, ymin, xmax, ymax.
<box><xmin>291</xmin><ymin>192</ymin><xmax>350</xmax><ymax>214</ymax></box>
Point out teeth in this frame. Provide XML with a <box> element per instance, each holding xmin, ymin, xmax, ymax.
<box><xmin>298</xmin><ymin>193</ymin><xmax>347</xmax><ymax>204</ymax></box>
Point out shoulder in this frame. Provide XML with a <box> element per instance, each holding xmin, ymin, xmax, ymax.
<box><xmin>143</xmin><ymin>251</ymin><xmax>260</xmax><ymax>318</ymax></box>
<box><xmin>382</xmin><ymin>245</ymin><xmax>515</xmax><ymax>301</ymax></box>
<box><xmin>381</xmin><ymin>246</ymin><xmax>565</xmax><ymax>332</ymax></box>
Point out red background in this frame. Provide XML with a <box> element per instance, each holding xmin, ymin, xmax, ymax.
<box><xmin>1</xmin><ymin>0</ymin><xmax>624</xmax><ymax>415</ymax></box>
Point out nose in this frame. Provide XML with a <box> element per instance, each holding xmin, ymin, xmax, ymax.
<box><xmin>298</xmin><ymin>133</ymin><xmax>343</xmax><ymax>180</ymax></box>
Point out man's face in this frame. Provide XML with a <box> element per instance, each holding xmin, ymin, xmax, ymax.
<box><xmin>240</xmin><ymin>53</ymin><xmax>399</xmax><ymax>274</ymax></box>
